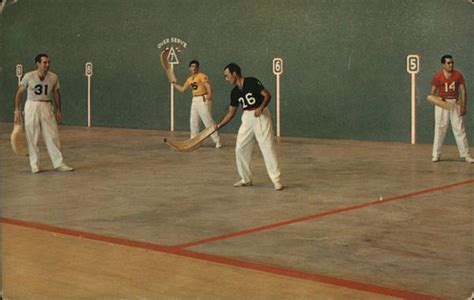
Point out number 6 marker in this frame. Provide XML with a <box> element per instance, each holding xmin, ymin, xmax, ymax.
<box><xmin>273</xmin><ymin>58</ymin><xmax>283</xmax><ymax>137</ymax></box>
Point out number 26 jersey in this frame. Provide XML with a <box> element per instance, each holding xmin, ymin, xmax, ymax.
<box><xmin>230</xmin><ymin>77</ymin><xmax>265</xmax><ymax>111</ymax></box>
<box><xmin>20</xmin><ymin>71</ymin><xmax>60</xmax><ymax>102</ymax></box>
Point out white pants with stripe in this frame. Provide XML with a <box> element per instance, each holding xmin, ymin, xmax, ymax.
<box><xmin>24</xmin><ymin>101</ymin><xmax>64</xmax><ymax>169</ymax></box>
<box><xmin>432</xmin><ymin>98</ymin><xmax>471</xmax><ymax>158</ymax></box>
<box><xmin>236</xmin><ymin>108</ymin><xmax>281</xmax><ymax>184</ymax></box>
<box><xmin>190</xmin><ymin>95</ymin><xmax>220</xmax><ymax>144</ymax></box>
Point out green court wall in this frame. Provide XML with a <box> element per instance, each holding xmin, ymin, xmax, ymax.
<box><xmin>1</xmin><ymin>0</ymin><xmax>473</xmax><ymax>144</ymax></box>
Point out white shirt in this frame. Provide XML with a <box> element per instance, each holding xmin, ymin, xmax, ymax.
<box><xmin>20</xmin><ymin>71</ymin><xmax>60</xmax><ymax>102</ymax></box>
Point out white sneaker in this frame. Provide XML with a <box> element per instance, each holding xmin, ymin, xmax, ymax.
<box><xmin>216</xmin><ymin>142</ymin><xmax>222</xmax><ymax>149</ymax></box>
<box><xmin>56</xmin><ymin>163</ymin><xmax>74</xmax><ymax>172</ymax></box>
<box><xmin>31</xmin><ymin>166</ymin><xmax>40</xmax><ymax>174</ymax></box>
<box><xmin>274</xmin><ymin>182</ymin><xmax>283</xmax><ymax>191</ymax></box>
<box><xmin>432</xmin><ymin>156</ymin><xmax>440</xmax><ymax>162</ymax></box>
<box><xmin>234</xmin><ymin>180</ymin><xmax>252</xmax><ymax>187</ymax></box>
<box><xmin>465</xmin><ymin>156</ymin><xmax>474</xmax><ymax>163</ymax></box>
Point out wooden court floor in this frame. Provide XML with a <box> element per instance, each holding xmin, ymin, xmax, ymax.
<box><xmin>1</xmin><ymin>123</ymin><xmax>472</xmax><ymax>299</ymax></box>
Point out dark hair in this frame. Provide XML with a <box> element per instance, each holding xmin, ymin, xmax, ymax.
<box><xmin>189</xmin><ymin>60</ymin><xmax>199</xmax><ymax>67</ymax></box>
<box><xmin>35</xmin><ymin>53</ymin><xmax>48</xmax><ymax>64</ymax></box>
<box><xmin>441</xmin><ymin>55</ymin><xmax>453</xmax><ymax>64</ymax></box>
<box><xmin>224</xmin><ymin>63</ymin><xmax>241</xmax><ymax>76</ymax></box>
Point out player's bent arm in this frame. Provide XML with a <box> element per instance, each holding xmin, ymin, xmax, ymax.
<box><xmin>216</xmin><ymin>106</ymin><xmax>237</xmax><ymax>129</ymax></box>
<box><xmin>426</xmin><ymin>85</ymin><xmax>442</xmax><ymax>104</ymax></box>
<box><xmin>260</xmin><ymin>88</ymin><xmax>272</xmax><ymax>109</ymax></box>
<box><xmin>53</xmin><ymin>89</ymin><xmax>62</xmax><ymax>112</ymax></box>
<box><xmin>459</xmin><ymin>83</ymin><xmax>467</xmax><ymax>116</ymax></box>
<box><xmin>53</xmin><ymin>88</ymin><xmax>63</xmax><ymax>122</ymax></box>
<box><xmin>173</xmin><ymin>82</ymin><xmax>189</xmax><ymax>93</ymax></box>
<box><xmin>427</xmin><ymin>85</ymin><xmax>437</xmax><ymax>98</ymax></box>
<box><xmin>459</xmin><ymin>83</ymin><xmax>466</xmax><ymax>104</ymax></box>
<box><xmin>14</xmin><ymin>85</ymin><xmax>26</xmax><ymax>111</ymax></box>
<box><xmin>14</xmin><ymin>86</ymin><xmax>25</xmax><ymax>123</ymax></box>
<box><xmin>204</xmin><ymin>82</ymin><xmax>212</xmax><ymax>101</ymax></box>
<box><xmin>254</xmin><ymin>88</ymin><xmax>272</xmax><ymax>117</ymax></box>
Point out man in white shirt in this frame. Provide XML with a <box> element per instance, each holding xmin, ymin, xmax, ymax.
<box><xmin>14</xmin><ymin>53</ymin><xmax>73</xmax><ymax>173</ymax></box>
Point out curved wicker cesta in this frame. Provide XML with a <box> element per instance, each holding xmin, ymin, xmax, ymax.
<box><xmin>427</xmin><ymin>95</ymin><xmax>454</xmax><ymax>111</ymax></box>
<box><xmin>164</xmin><ymin>126</ymin><xmax>217</xmax><ymax>152</ymax></box>
<box><xmin>10</xmin><ymin>114</ymin><xmax>28</xmax><ymax>156</ymax></box>
<box><xmin>160</xmin><ymin>48</ymin><xmax>177</xmax><ymax>83</ymax></box>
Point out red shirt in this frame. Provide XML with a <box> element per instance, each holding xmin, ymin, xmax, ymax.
<box><xmin>431</xmin><ymin>70</ymin><xmax>465</xmax><ymax>99</ymax></box>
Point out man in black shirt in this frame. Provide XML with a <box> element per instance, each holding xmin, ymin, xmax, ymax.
<box><xmin>215</xmin><ymin>63</ymin><xmax>282</xmax><ymax>190</ymax></box>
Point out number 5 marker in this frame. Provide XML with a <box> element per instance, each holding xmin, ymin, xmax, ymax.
<box><xmin>407</xmin><ymin>55</ymin><xmax>419</xmax><ymax>144</ymax></box>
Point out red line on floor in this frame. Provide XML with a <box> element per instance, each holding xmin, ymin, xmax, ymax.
<box><xmin>174</xmin><ymin>179</ymin><xmax>474</xmax><ymax>249</ymax></box>
<box><xmin>1</xmin><ymin>217</ymin><xmax>174</xmax><ymax>253</ymax></box>
<box><xmin>1</xmin><ymin>217</ymin><xmax>441</xmax><ymax>299</ymax></box>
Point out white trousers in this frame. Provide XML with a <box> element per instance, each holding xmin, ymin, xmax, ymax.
<box><xmin>190</xmin><ymin>95</ymin><xmax>220</xmax><ymax>144</ymax></box>
<box><xmin>24</xmin><ymin>101</ymin><xmax>64</xmax><ymax>169</ymax></box>
<box><xmin>432</xmin><ymin>99</ymin><xmax>470</xmax><ymax>158</ymax></box>
<box><xmin>236</xmin><ymin>108</ymin><xmax>281</xmax><ymax>184</ymax></box>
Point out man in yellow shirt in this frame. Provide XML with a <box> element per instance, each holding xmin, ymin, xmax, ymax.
<box><xmin>172</xmin><ymin>60</ymin><xmax>221</xmax><ymax>148</ymax></box>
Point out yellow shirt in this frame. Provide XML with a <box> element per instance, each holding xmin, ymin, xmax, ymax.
<box><xmin>185</xmin><ymin>72</ymin><xmax>209</xmax><ymax>96</ymax></box>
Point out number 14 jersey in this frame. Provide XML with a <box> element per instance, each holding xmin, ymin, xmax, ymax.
<box><xmin>431</xmin><ymin>70</ymin><xmax>464</xmax><ymax>99</ymax></box>
<box><xmin>20</xmin><ymin>71</ymin><xmax>60</xmax><ymax>102</ymax></box>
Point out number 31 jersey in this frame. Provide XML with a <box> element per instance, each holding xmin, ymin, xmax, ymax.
<box><xmin>230</xmin><ymin>77</ymin><xmax>265</xmax><ymax>110</ymax></box>
<box><xmin>20</xmin><ymin>71</ymin><xmax>60</xmax><ymax>102</ymax></box>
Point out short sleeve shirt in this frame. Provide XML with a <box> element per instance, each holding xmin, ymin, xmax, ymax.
<box><xmin>20</xmin><ymin>71</ymin><xmax>60</xmax><ymax>102</ymax></box>
<box><xmin>431</xmin><ymin>70</ymin><xmax>465</xmax><ymax>99</ymax></box>
<box><xmin>184</xmin><ymin>72</ymin><xmax>209</xmax><ymax>96</ymax></box>
<box><xmin>230</xmin><ymin>77</ymin><xmax>265</xmax><ymax>110</ymax></box>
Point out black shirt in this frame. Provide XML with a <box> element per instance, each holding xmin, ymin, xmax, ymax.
<box><xmin>230</xmin><ymin>77</ymin><xmax>265</xmax><ymax>110</ymax></box>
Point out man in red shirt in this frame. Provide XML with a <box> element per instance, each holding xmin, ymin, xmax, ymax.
<box><xmin>428</xmin><ymin>55</ymin><xmax>473</xmax><ymax>163</ymax></box>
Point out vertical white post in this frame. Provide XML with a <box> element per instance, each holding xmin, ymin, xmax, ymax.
<box><xmin>406</xmin><ymin>55</ymin><xmax>419</xmax><ymax>145</ymax></box>
<box><xmin>170</xmin><ymin>64</ymin><xmax>175</xmax><ymax>132</ymax></box>
<box><xmin>272</xmin><ymin>58</ymin><xmax>283</xmax><ymax>137</ymax></box>
<box><xmin>85</xmin><ymin>62</ymin><xmax>93</xmax><ymax>127</ymax></box>
<box><xmin>276</xmin><ymin>74</ymin><xmax>281</xmax><ymax>137</ymax></box>
<box><xmin>410</xmin><ymin>73</ymin><xmax>416</xmax><ymax>144</ymax></box>
<box><xmin>88</xmin><ymin>76</ymin><xmax>91</xmax><ymax>127</ymax></box>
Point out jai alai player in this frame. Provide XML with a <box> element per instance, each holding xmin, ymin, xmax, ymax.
<box><xmin>172</xmin><ymin>60</ymin><xmax>222</xmax><ymax>148</ymax></box>
<box><xmin>428</xmin><ymin>55</ymin><xmax>474</xmax><ymax>163</ymax></box>
<box><xmin>14</xmin><ymin>54</ymin><xmax>74</xmax><ymax>173</ymax></box>
<box><xmin>216</xmin><ymin>63</ymin><xmax>283</xmax><ymax>190</ymax></box>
